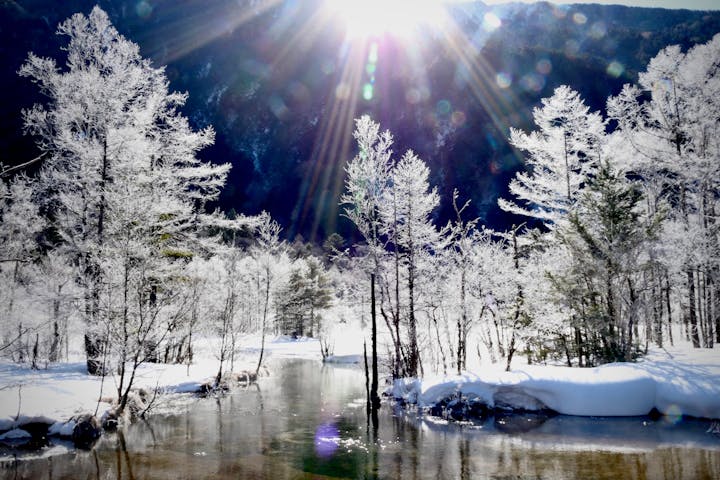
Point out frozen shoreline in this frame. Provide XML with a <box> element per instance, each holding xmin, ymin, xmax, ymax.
<box><xmin>1</xmin><ymin>339</ymin><xmax>718</xmax><ymax>444</ymax></box>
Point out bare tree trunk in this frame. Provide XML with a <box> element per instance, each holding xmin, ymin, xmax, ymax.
<box><xmin>31</xmin><ymin>334</ymin><xmax>39</xmax><ymax>370</ymax></box>
<box><xmin>407</xmin><ymin>260</ymin><xmax>419</xmax><ymax>378</ymax></box>
<box><xmin>505</xmin><ymin>330</ymin><xmax>516</xmax><ymax>372</ymax></box>
<box><xmin>255</xmin><ymin>267</ymin><xmax>271</xmax><ymax>377</ymax></box>
<box><xmin>688</xmin><ymin>269</ymin><xmax>701</xmax><ymax>347</ymax></box>
<box><xmin>431</xmin><ymin>309</ymin><xmax>448</xmax><ymax>375</ymax></box>
<box><xmin>457</xmin><ymin>266</ymin><xmax>467</xmax><ymax>374</ymax></box>
<box><xmin>666</xmin><ymin>272</ymin><xmax>674</xmax><ymax>346</ymax></box>
<box><xmin>706</xmin><ymin>273</ymin><xmax>715</xmax><ymax>348</ymax></box>
<box><xmin>699</xmin><ymin>269</ymin><xmax>708</xmax><ymax>347</ymax></box>
<box><xmin>370</xmin><ymin>273</ymin><xmax>380</xmax><ymax>412</ymax></box>
<box><xmin>86</xmin><ymin>136</ymin><xmax>109</xmax><ymax>375</ymax></box>
<box><xmin>715</xmin><ymin>277</ymin><xmax>720</xmax><ymax>345</ymax></box>
<box><xmin>626</xmin><ymin>278</ymin><xmax>636</xmax><ymax>361</ymax></box>
<box><xmin>49</xmin><ymin>319</ymin><xmax>60</xmax><ymax>363</ymax></box>
<box><xmin>560</xmin><ymin>334</ymin><xmax>572</xmax><ymax>367</ymax></box>
<box><xmin>392</xmin><ymin>189</ymin><xmax>402</xmax><ymax>380</ymax></box>
<box><xmin>364</xmin><ymin>340</ymin><xmax>370</xmax><ymax>415</ymax></box>
<box><xmin>652</xmin><ymin>269</ymin><xmax>662</xmax><ymax>348</ymax></box>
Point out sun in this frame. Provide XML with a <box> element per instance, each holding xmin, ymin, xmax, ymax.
<box><xmin>325</xmin><ymin>0</ymin><xmax>449</xmax><ymax>39</ymax></box>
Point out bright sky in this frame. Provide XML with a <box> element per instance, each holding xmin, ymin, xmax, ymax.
<box><xmin>481</xmin><ymin>0</ymin><xmax>720</xmax><ymax>10</ymax></box>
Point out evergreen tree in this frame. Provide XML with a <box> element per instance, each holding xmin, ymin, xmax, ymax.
<box><xmin>499</xmin><ymin>86</ymin><xmax>605</xmax><ymax>227</ymax></box>
<box><xmin>552</xmin><ymin>162</ymin><xmax>659</xmax><ymax>363</ymax></box>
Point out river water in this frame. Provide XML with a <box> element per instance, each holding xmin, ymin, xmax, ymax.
<box><xmin>3</xmin><ymin>359</ymin><xmax>719</xmax><ymax>479</ymax></box>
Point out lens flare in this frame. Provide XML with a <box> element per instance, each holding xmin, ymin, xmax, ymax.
<box><xmin>606</xmin><ymin>61</ymin><xmax>624</xmax><ymax>78</ymax></box>
<box><xmin>314</xmin><ymin>423</ymin><xmax>340</xmax><ymax>458</ymax></box>
<box><xmin>483</xmin><ymin>12</ymin><xmax>502</xmax><ymax>32</ymax></box>
<box><xmin>663</xmin><ymin>404</ymin><xmax>683</xmax><ymax>424</ymax></box>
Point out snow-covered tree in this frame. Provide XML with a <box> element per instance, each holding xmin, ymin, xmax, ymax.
<box><xmin>274</xmin><ymin>255</ymin><xmax>332</xmax><ymax>338</ymax></box>
<box><xmin>341</xmin><ymin>116</ymin><xmax>394</xmax><ymax>262</ymax></box>
<box><xmin>340</xmin><ymin>115</ymin><xmax>394</xmax><ymax>406</ymax></box>
<box><xmin>19</xmin><ymin>7</ymin><xmax>230</xmax><ymax>375</ymax></box>
<box><xmin>251</xmin><ymin>212</ymin><xmax>284</xmax><ymax>376</ymax></box>
<box><xmin>608</xmin><ymin>34</ymin><xmax>720</xmax><ymax>348</ymax></box>
<box><xmin>0</xmin><ymin>175</ymin><xmax>46</xmax><ymax>363</ymax></box>
<box><xmin>382</xmin><ymin>150</ymin><xmax>441</xmax><ymax>377</ymax></box>
<box><xmin>499</xmin><ymin>86</ymin><xmax>606</xmax><ymax>227</ymax></box>
<box><xmin>551</xmin><ymin>162</ymin><xmax>660</xmax><ymax>364</ymax></box>
<box><xmin>445</xmin><ymin>190</ymin><xmax>479</xmax><ymax>373</ymax></box>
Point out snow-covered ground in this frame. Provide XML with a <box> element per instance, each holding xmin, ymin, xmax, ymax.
<box><xmin>0</xmin><ymin>335</ymin><xmax>325</xmax><ymax>434</ymax></box>
<box><xmin>393</xmin><ymin>344</ymin><xmax>720</xmax><ymax>419</ymax></box>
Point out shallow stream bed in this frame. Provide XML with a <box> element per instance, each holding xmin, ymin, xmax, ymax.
<box><xmin>2</xmin><ymin>359</ymin><xmax>719</xmax><ymax>479</ymax></box>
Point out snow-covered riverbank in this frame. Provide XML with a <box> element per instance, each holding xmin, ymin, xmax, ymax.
<box><xmin>2</xmin><ymin>338</ymin><xmax>718</xmax><ymax>445</ymax></box>
<box><xmin>0</xmin><ymin>335</ymin><xmax>324</xmax><ymax>436</ymax></box>
<box><xmin>393</xmin><ymin>344</ymin><xmax>720</xmax><ymax>420</ymax></box>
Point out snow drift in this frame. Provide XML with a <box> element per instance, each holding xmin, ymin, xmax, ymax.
<box><xmin>394</xmin><ymin>347</ymin><xmax>720</xmax><ymax>419</ymax></box>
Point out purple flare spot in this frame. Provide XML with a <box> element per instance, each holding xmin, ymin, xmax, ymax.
<box><xmin>314</xmin><ymin>423</ymin><xmax>340</xmax><ymax>458</ymax></box>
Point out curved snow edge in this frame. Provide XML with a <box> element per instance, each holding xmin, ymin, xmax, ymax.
<box><xmin>392</xmin><ymin>364</ymin><xmax>720</xmax><ymax>419</ymax></box>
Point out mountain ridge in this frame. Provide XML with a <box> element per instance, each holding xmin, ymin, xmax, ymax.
<box><xmin>2</xmin><ymin>0</ymin><xmax>719</xmax><ymax>241</ymax></box>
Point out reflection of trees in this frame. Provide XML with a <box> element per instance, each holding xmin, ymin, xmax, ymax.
<box><xmin>9</xmin><ymin>360</ymin><xmax>720</xmax><ymax>479</ymax></box>
<box><xmin>459</xmin><ymin>438</ymin><xmax>470</xmax><ymax>480</ymax></box>
<box><xmin>364</xmin><ymin>406</ymin><xmax>380</xmax><ymax>480</ymax></box>
<box><xmin>115</xmin><ymin>430</ymin><xmax>136</xmax><ymax>480</ymax></box>
<box><xmin>387</xmin><ymin>410</ymin><xmax>426</xmax><ymax>480</ymax></box>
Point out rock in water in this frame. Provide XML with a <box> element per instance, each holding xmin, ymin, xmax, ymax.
<box><xmin>494</xmin><ymin>412</ymin><xmax>553</xmax><ymax>434</ymax></box>
<box><xmin>232</xmin><ymin>371</ymin><xmax>258</xmax><ymax>384</ymax></box>
<box><xmin>72</xmin><ymin>414</ymin><xmax>101</xmax><ymax>448</ymax></box>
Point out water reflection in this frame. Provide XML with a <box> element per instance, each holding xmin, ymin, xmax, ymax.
<box><xmin>4</xmin><ymin>359</ymin><xmax>720</xmax><ymax>479</ymax></box>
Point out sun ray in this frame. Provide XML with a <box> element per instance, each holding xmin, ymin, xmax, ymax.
<box><xmin>289</xmin><ymin>40</ymin><xmax>368</xmax><ymax>240</ymax></box>
<box><xmin>434</xmin><ymin>15</ymin><xmax>530</xmax><ymax>166</ymax></box>
<box><xmin>139</xmin><ymin>0</ymin><xmax>282</xmax><ymax>63</ymax></box>
<box><xmin>267</xmin><ymin>8</ymin><xmax>334</xmax><ymax>74</ymax></box>
<box><xmin>325</xmin><ymin>0</ymin><xmax>448</xmax><ymax>39</ymax></box>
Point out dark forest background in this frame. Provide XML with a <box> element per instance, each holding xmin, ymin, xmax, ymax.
<box><xmin>2</xmin><ymin>0</ymin><xmax>719</xmax><ymax>243</ymax></box>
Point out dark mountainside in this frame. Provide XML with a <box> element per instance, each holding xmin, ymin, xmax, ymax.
<box><xmin>2</xmin><ymin>0</ymin><xmax>719</xmax><ymax>243</ymax></box>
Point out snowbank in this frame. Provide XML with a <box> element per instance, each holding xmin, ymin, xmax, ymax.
<box><xmin>0</xmin><ymin>335</ymin><xmax>327</xmax><ymax>434</ymax></box>
<box><xmin>0</xmin><ymin>353</ymin><xmax>220</xmax><ymax>432</ymax></box>
<box><xmin>394</xmin><ymin>345</ymin><xmax>720</xmax><ymax>419</ymax></box>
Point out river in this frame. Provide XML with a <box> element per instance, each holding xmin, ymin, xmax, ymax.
<box><xmin>3</xmin><ymin>359</ymin><xmax>719</xmax><ymax>479</ymax></box>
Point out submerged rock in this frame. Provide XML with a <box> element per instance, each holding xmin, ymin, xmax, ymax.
<box><xmin>467</xmin><ymin>399</ymin><xmax>491</xmax><ymax>419</ymax></box>
<box><xmin>494</xmin><ymin>411</ymin><xmax>554</xmax><ymax>434</ymax></box>
<box><xmin>0</xmin><ymin>427</ymin><xmax>51</xmax><ymax>452</ymax></box>
<box><xmin>426</xmin><ymin>394</ymin><xmax>491</xmax><ymax>422</ymax></box>
<box><xmin>493</xmin><ymin>386</ymin><xmax>550</xmax><ymax>412</ymax></box>
<box><xmin>422</xmin><ymin>388</ymin><xmax>555</xmax><ymax>426</ymax></box>
<box><xmin>199</xmin><ymin>381</ymin><xmax>230</xmax><ymax>395</ymax></box>
<box><xmin>198</xmin><ymin>371</ymin><xmax>258</xmax><ymax>395</ymax></box>
<box><xmin>101</xmin><ymin>408</ymin><xmax>123</xmax><ymax>431</ymax></box>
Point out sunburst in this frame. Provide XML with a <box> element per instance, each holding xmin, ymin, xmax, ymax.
<box><xmin>325</xmin><ymin>0</ymin><xmax>449</xmax><ymax>39</ymax></box>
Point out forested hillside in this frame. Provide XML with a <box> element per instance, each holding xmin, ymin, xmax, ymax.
<box><xmin>2</xmin><ymin>0</ymin><xmax>719</xmax><ymax>239</ymax></box>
